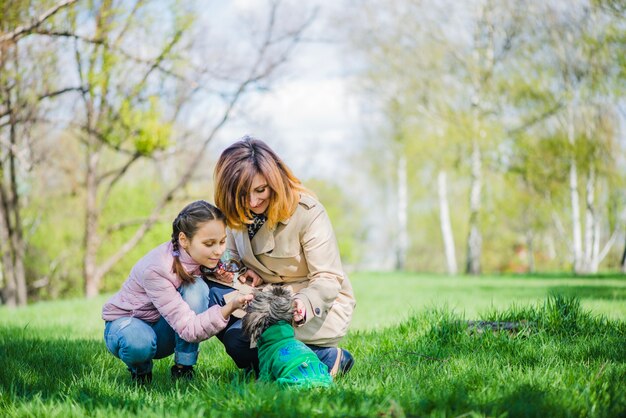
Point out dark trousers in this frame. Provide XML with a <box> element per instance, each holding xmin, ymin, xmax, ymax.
<box><xmin>207</xmin><ymin>282</ymin><xmax>341</xmax><ymax>373</ymax></box>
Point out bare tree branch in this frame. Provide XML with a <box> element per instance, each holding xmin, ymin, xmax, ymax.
<box><xmin>106</xmin><ymin>215</ymin><xmax>171</xmax><ymax>235</ymax></box>
<box><xmin>94</xmin><ymin>1</ymin><xmax>310</xmax><ymax>280</ymax></box>
<box><xmin>596</xmin><ymin>228</ymin><xmax>619</xmax><ymax>265</ymax></box>
<box><xmin>507</xmin><ymin>102</ymin><xmax>564</xmax><ymax>136</ymax></box>
<box><xmin>0</xmin><ymin>0</ymin><xmax>80</xmax><ymax>44</ymax></box>
<box><xmin>100</xmin><ymin>152</ymin><xmax>141</xmax><ymax>205</ymax></box>
<box><xmin>0</xmin><ymin>86</ymin><xmax>87</xmax><ymax>120</ymax></box>
<box><xmin>34</xmin><ymin>29</ymin><xmax>199</xmax><ymax>88</ymax></box>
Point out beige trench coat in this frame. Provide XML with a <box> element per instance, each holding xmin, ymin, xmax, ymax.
<box><xmin>226</xmin><ymin>194</ymin><xmax>355</xmax><ymax>347</ymax></box>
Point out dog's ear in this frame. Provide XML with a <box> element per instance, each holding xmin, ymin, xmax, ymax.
<box><xmin>242</xmin><ymin>288</ymin><xmax>271</xmax><ymax>343</ymax></box>
<box><xmin>242</xmin><ymin>309</ymin><xmax>269</xmax><ymax>344</ymax></box>
<box><xmin>270</xmin><ymin>285</ymin><xmax>292</xmax><ymax>299</ymax></box>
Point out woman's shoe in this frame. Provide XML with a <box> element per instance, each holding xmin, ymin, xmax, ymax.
<box><xmin>330</xmin><ymin>348</ymin><xmax>354</xmax><ymax>377</ymax></box>
<box><xmin>171</xmin><ymin>364</ymin><xmax>194</xmax><ymax>380</ymax></box>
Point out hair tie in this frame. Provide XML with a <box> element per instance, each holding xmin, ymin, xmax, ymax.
<box><xmin>172</xmin><ymin>250</ymin><xmax>180</xmax><ymax>257</ymax></box>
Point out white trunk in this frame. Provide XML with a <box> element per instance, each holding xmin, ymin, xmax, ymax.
<box><xmin>583</xmin><ymin>165</ymin><xmax>596</xmax><ymax>272</ymax></box>
<box><xmin>592</xmin><ymin>229</ymin><xmax>618</xmax><ymax>273</ymax></box>
<box><xmin>526</xmin><ymin>231</ymin><xmax>535</xmax><ymax>273</ymax></box>
<box><xmin>437</xmin><ymin>170</ymin><xmax>457</xmax><ymax>274</ymax></box>
<box><xmin>466</xmin><ymin>140</ymin><xmax>482</xmax><ymax>275</ymax></box>
<box><xmin>589</xmin><ymin>221</ymin><xmax>601</xmax><ymax>273</ymax></box>
<box><xmin>567</xmin><ymin>102</ymin><xmax>583</xmax><ymax>273</ymax></box>
<box><xmin>620</xmin><ymin>237</ymin><xmax>626</xmax><ymax>273</ymax></box>
<box><xmin>395</xmin><ymin>155</ymin><xmax>408</xmax><ymax>270</ymax></box>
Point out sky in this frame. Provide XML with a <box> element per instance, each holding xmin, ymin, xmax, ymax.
<box><xmin>205</xmin><ymin>0</ymin><xmax>363</xmax><ymax>183</ymax></box>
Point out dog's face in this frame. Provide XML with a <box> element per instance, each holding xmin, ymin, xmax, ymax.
<box><xmin>242</xmin><ymin>285</ymin><xmax>294</xmax><ymax>343</ymax></box>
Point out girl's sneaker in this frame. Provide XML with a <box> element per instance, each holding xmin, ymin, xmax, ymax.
<box><xmin>130</xmin><ymin>371</ymin><xmax>152</xmax><ymax>384</ymax></box>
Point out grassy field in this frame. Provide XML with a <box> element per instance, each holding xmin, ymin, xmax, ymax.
<box><xmin>1</xmin><ymin>272</ymin><xmax>625</xmax><ymax>417</ymax></box>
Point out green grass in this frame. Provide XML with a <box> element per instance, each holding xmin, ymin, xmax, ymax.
<box><xmin>1</xmin><ymin>272</ymin><xmax>625</xmax><ymax>417</ymax></box>
<box><xmin>350</xmin><ymin>272</ymin><xmax>626</xmax><ymax>329</ymax></box>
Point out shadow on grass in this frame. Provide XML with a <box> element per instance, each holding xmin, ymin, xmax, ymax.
<box><xmin>3</xmin><ymin>297</ymin><xmax>625</xmax><ymax>417</ymax></box>
<box><xmin>0</xmin><ymin>327</ymin><xmax>235</xmax><ymax>412</ymax></box>
<box><xmin>487</xmin><ymin>272</ymin><xmax>626</xmax><ymax>280</ymax></box>
<box><xmin>547</xmin><ymin>285</ymin><xmax>626</xmax><ymax>301</ymax></box>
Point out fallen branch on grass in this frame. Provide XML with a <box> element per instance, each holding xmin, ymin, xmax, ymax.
<box><xmin>465</xmin><ymin>320</ymin><xmax>536</xmax><ymax>335</ymax></box>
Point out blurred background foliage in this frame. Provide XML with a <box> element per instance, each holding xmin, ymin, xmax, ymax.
<box><xmin>1</xmin><ymin>0</ymin><xmax>625</xmax><ymax>305</ymax></box>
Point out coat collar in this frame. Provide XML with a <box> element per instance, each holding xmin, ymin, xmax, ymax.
<box><xmin>251</xmin><ymin>221</ymin><xmax>275</xmax><ymax>255</ymax></box>
<box><xmin>232</xmin><ymin>228</ymin><xmax>275</xmax><ymax>275</ymax></box>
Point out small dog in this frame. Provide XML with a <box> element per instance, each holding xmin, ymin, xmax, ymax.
<box><xmin>242</xmin><ymin>285</ymin><xmax>333</xmax><ymax>388</ymax></box>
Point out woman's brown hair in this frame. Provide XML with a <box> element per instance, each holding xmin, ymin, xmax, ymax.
<box><xmin>171</xmin><ymin>200</ymin><xmax>225</xmax><ymax>283</ymax></box>
<box><xmin>214</xmin><ymin>136</ymin><xmax>309</xmax><ymax>230</ymax></box>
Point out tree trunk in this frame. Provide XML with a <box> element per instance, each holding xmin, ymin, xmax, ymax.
<box><xmin>466</xmin><ymin>140</ymin><xmax>482</xmax><ymax>275</ymax></box>
<box><xmin>582</xmin><ymin>164</ymin><xmax>596</xmax><ymax>273</ymax></box>
<box><xmin>620</xmin><ymin>239</ymin><xmax>626</xmax><ymax>274</ymax></box>
<box><xmin>0</xmin><ymin>88</ymin><xmax>27</xmax><ymax>306</ymax></box>
<box><xmin>0</xmin><ymin>188</ymin><xmax>17</xmax><ymax>307</ymax></box>
<box><xmin>8</xmin><ymin>100</ymin><xmax>27</xmax><ymax>304</ymax></box>
<box><xmin>567</xmin><ymin>101</ymin><xmax>583</xmax><ymax>274</ymax></box>
<box><xmin>437</xmin><ymin>170</ymin><xmax>457</xmax><ymax>274</ymax></box>
<box><xmin>395</xmin><ymin>155</ymin><xmax>408</xmax><ymax>270</ymax></box>
<box><xmin>526</xmin><ymin>231</ymin><xmax>535</xmax><ymax>273</ymax></box>
<box><xmin>83</xmin><ymin>144</ymin><xmax>101</xmax><ymax>298</ymax></box>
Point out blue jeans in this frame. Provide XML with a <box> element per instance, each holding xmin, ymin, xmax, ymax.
<box><xmin>104</xmin><ymin>278</ymin><xmax>210</xmax><ymax>375</ymax></box>
<box><xmin>207</xmin><ymin>282</ymin><xmax>343</xmax><ymax>373</ymax></box>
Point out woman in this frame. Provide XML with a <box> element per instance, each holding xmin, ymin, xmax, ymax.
<box><xmin>209</xmin><ymin>136</ymin><xmax>356</xmax><ymax>376</ymax></box>
<box><xmin>102</xmin><ymin>200</ymin><xmax>252</xmax><ymax>383</ymax></box>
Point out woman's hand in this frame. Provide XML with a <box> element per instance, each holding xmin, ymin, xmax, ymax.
<box><xmin>293</xmin><ymin>298</ymin><xmax>306</xmax><ymax>325</ymax></box>
<box><xmin>239</xmin><ymin>269</ymin><xmax>264</xmax><ymax>287</ymax></box>
<box><xmin>213</xmin><ymin>269</ymin><xmax>234</xmax><ymax>284</ymax></box>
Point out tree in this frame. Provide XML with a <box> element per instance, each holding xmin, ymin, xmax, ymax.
<box><xmin>1</xmin><ymin>0</ymin><xmax>316</xmax><ymax>301</ymax></box>
<box><xmin>342</xmin><ymin>0</ymin><xmax>462</xmax><ymax>272</ymax></box>
<box><xmin>539</xmin><ymin>1</ymin><xmax>626</xmax><ymax>273</ymax></box>
<box><xmin>58</xmin><ymin>0</ymin><xmax>317</xmax><ymax>298</ymax></box>
<box><xmin>0</xmin><ymin>0</ymin><xmax>80</xmax><ymax>306</ymax></box>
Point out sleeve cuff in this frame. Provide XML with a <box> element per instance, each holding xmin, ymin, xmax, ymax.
<box><xmin>208</xmin><ymin>304</ymin><xmax>229</xmax><ymax>329</ymax></box>
<box><xmin>294</xmin><ymin>293</ymin><xmax>323</xmax><ymax>325</ymax></box>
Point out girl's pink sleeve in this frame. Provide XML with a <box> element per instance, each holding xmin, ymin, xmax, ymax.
<box><xmin>144</xmin><ymin>269</ymin><xmax>228</xmax><ymax>342</ymax></box>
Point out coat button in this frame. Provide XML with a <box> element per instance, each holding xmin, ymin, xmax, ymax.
<box><xmin>314</xmin><ymin>307</ymin><xmax>320</xmax><ymax>315</ymax></box>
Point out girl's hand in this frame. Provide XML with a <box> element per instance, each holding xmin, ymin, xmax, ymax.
<box><xmin>232</xmin><ymin>293</ymin><xmax>254</xmax><ymax>310</ymax></box>
<box><xmin>240</xmin><ymin>269</ymin><xmax>264</xmax><ymax>287</ymax></box>
<box><xmin>293</xmin><ymin>298</ymin><xmax>306</xmax><ymax>325</ymax></box>
<box><xmin>221</xmin><ymin>293</ymin><xmax>253</xmax><ymax>320</ymax></box>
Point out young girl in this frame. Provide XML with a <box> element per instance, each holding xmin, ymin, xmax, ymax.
<box><xmin>102</xmin><ymin>200</ymin><xmax>252</xmax><ymax>383</ymax></box>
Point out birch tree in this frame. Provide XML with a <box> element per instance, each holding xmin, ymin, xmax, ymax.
<box><xmin>541</xmin><ymin>1</ymin><xmax>625</xmax><ymax>273</ymax></box>
<box><xmin>344</xmin><ymin>0</ymin><xmax>462</xmax><ymax>272</ymax></box>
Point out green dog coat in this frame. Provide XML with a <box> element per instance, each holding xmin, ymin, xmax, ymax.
<box><xmin>256</xmin><ymin>321</ymin><xmax>333</xmax><ymax>388</ymax></box>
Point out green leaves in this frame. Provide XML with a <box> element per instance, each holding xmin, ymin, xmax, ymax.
<box><xmin>102</xmin><ymin>96</ymin><xmax>171</xmax><ymax>155</ymax></box>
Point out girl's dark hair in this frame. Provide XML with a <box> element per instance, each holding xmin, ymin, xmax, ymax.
<box><xmin>171</xmin><ymin>200</ymin><xmax>225</xmax><ymax>284</ymax></box>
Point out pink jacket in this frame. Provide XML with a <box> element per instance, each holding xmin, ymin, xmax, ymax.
<box><xmin>102</xmin><ymin>241</ymin><xmax>228</xmax><ymax>343</ymax></box>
